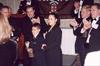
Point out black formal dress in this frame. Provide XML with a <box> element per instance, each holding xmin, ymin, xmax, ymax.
<box><xmin>29</xmin><ymin>32</ymin><xmax>46</xmax><ymax>66</ymax></box>
<box><xmin>45</xmin><ymin>25</ymin><xmax>62</xmax><ymax>66</ymax></box>
<box><xmin>0</xmin><ymin>40</ymin><xmax>16</xmax><ymax>66</ymax></box>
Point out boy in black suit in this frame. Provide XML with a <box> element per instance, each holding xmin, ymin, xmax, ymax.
<box><xmin>26</xmin><ymin>23</ymin><xmax>46</xmax><ymax>66</ymax></box>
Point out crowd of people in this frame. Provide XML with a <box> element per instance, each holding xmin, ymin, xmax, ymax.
<box><xmin>0</xmin><ymin>2</ymin><xmax>62</xmax><ymax>66</ymax></box>
<box><xmin>0</xmin><ymin>0</ymin><xmax>100</xmax><ymax>66</ymax></box>
<box><xmin>70</xmin><ymin>0</ymin><xmax>100</xmax><ymax>66</ymax></box>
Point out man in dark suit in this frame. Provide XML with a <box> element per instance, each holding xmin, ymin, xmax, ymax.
<box><xmin>70</xmin><ymin>5</ymin><xmax>91</xmax><ymax>66</ymax></box>
<box><xmin>83</xmin><ymin>3</ymin><xmax>100</xmax><ymax>66</ymax></box>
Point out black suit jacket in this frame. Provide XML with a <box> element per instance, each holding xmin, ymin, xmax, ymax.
<box><xmin>9</xmin><ymin>16</ymin><xmax>21</xmax><ymax>39</ymax></box>
<box><xmin>29</xmin><ymin>32</ymin><xmax>45</xmax><ymax>51</ymax></box>
<box><xmin>29</xmin><ymin>32</ymin><xmax>46</xmax><ymax>66</ymax></box>
<box><xmin>71</xmin><ymin>9</ymin><xmax>79</xmax><ymax>18</ymax></box>
<box><xmin>89</xmin><ymin>18</ymin><xmax>100</xmax><ymax>52</ymax></box>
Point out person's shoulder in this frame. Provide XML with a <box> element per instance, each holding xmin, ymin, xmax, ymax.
<box><xmin>22</xmin><ymin>15</ymin><xmax>29</xmax><ymax>19</ymax></box>
<box><xmin>54</xmin><ymin>26</ymin><xmax>62</xmax><ymax>33</ymax></box>
<box><xmin>6</xmin><ymin>40</ymin><xmax>16</xmax><ymax>47</ymax></box>
<box><xmin>0</xmin><ymin>40</ymin><xmax>16</xmax><ymax>48</ymax></box>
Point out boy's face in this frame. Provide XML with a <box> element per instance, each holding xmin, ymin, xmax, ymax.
<box><xmin>32</xmin><ymin>27</ymin><xmax>40</xmax><ymax>35</ymax></box>
<box><xmin>91</xmin><ymin>6</ymin><xmax>100</xmax><ymax>19</ymax></box>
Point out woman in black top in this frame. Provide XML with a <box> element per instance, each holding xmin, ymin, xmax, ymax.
<box><xmin>0</xmin><ymin>13</ymin><xmax>16</xmax><ymax>66</ymax></box>
<box><xmin>45</xmin><ymin>13</ymin><xmax>62</xmax><ymax>66</ymax></box>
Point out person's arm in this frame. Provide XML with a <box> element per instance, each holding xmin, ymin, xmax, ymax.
<box><xmin>40</xmin><ymin>17</ymin><xmax>49</xmax><ymax>33</ymax></box>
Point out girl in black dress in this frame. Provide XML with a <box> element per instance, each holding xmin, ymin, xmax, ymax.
<box><xmin>45</xmin><ymin>13</ymin><xmax>62</xmax><ymax>66</ymax></box>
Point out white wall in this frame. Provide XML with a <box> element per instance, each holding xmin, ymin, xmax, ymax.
<box><xmin>61</xmin><ymin>29</ymin><xmax>76</xmax><ymax>55</ymax></box>
<box><xmin>94</xmin><ymin>0</ymin><xmax>100</xmax><ymax>3</ymax></box>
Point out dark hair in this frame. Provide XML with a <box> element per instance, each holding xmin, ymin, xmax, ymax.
<box><xmin>74</xmin><ymin>0</ymin><xmax>80</xmax><ymax>3</ymax></box>
<box><xmin>1</xmin><ymin>5</ymin><xmax>10</xmax><ymax>10</ymax></box>
<box><xmin>49</xmin><ymin>12</ymin><xmax>60</xmax><ymax>26</ymax></box>
<box><xmin>0</xmin><ymin>2</ymin><xmax>3</xmax><ymax>10</ymax></box>
<box><xmin>32</xmin><ymin>23</ymin><xmax>41</xmax><ymax>29</ymax></box>
<box><xmin>92</xmin><ymin>3</ymin><xmax>100</xmax><ymax>9</ymax></box>
<box><xmin>25</xmin><ymin>5</ymin><xmax>35</xmax><ymax>11</ymax></box>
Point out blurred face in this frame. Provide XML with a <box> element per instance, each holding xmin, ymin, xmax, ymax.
<box><xmin>26</xmin><ymin>7</ymin><xmax>35</xmax><ymax>18</ymax></box>
<box><xmin>74</xmin><ymin>2</ymin><xmax>80</xmax><ymax>9</ymax></box>
<box><xmin>32</xmin><ymin>27</ymin><xmax>40</xmax><ymax>35</ymax></box>
<box><xmin>1</xmin><ymin>8</ymin><xmax>10</xmax><ymax>18</ymax></box>
<box><xmin>81</xmin><ymin>8</ymin><xmax>90</xmax><ymax>18</ymax></box>
<box><xmin>91</xmin><ymin>6</ymin><xmax>100</xmax><ymax>19</ymax></box>
<box><xmin>48</xmin><ymin>15</ymin><xmax>57</xmax><ymax>26</ymax></box>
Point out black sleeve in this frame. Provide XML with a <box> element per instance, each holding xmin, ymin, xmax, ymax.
<box><xmin>40</xmin><ymin>17</ymin><xmax>49</xmax><ymax>33</ymax></box>
<box><xmin>73</xmin><ymin>26</ymin><xmax>83</xmax><ymax>36</ymax></box>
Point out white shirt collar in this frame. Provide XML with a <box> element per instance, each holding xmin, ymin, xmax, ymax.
<box><xmin>94</xmin><ymin>16</ymin><xmax>100</xmax><ymax>21</ymax></box>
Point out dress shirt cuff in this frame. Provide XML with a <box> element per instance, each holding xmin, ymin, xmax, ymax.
<box><xmin>81</xmin><ymin>28</ymin><xmax>86</xmax><ymax>33</ymax></box>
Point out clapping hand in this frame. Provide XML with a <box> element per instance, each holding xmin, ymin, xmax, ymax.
<box><xmin>70</xmin><ymin>20</ymin><xmax>79</xmax><ymax>27</ymax></box>
<box><xmin>83</xmin><ymin>18</ymin><xmax>91</xmax><ymax>30</ymax></box>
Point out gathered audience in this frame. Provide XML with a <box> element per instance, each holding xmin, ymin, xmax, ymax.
<box><xmin>1</xmin><ymin>0</ymin><xmax>100</xmax><ymax>66</ymax></box>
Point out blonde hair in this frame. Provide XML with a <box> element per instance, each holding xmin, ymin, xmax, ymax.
<box><xmin>0</xmin><ymin>13</ymin><xmax>12</xmax><ymax>43</ymax></box>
